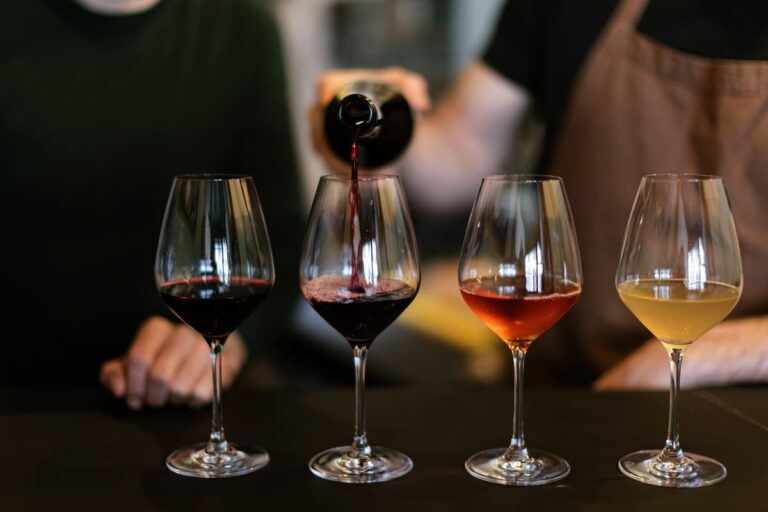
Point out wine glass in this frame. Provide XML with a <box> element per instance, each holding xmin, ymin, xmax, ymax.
<box><xmin>155</xmin><ymin>174</ymin><xmax>274</xmax><ymax>478</ymax></box>
<box><xmin>615</xmin><ymin>174</ymin><xmax>742</xmax><ymax>488</ymax></box>
<box><xmin>299</xmin><ymin>174</ymin><xmax>420</xmax><ymax>483</ymax></box>
<box><xmin>459</xmin><ymin>175</ymin><xmax>582</xmax><ymax>486</ymax></box>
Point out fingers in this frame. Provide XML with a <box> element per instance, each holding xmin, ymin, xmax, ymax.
<box><xmin>125</xmin><ymin>316</ymin><xmax>174</xmax><ymax>410</ymax></box>
<box><xmin>177</xmin><ymin>333</ymin><xmax>248</xmax><ymax>408</ymax></box>
<box><xmin>145</xmin><ymin>325</ymin><xmax>203</xmax><ymax>408</ymax></box>
<box><xmin>315</xmin><ymin>69</ymin><xmax>364</xmax><ymax>105</ymax></box>
<box><xmin>380</xmin><ymin>66</ymin><xmax>431</xmax><ymax>113</ymax></box>
<box><xmin>222</xmin><ymin>332</ymin><xmax>248</xmax><ymax>389</ymax></box>
<box><xmin>183</xmin><ymin>333</ymin><xmax>249</xmax><ymax>408</ymax></box>
<box><xmin>110</xmin><ymin>317</ymin><xmax>250</xmax><ymax>410</ymax></box>
<box><xmin>189</xmin><ymin>372</ymin><xmax>214</xmax><ymax>409</ymax></box>
<box><xmin>315</xmin><ymin>67</ymin><xmax>431</xmax><ymax>113</ymax></box>
<box><xmin>100</xmin><ymin>358</ymin><xmax>126</xmax><ymax>398</ymax></box>
<box><xmin>167</xmin><ymin>336</ymin><xmax>211</xmax><ymax>406</ymax></box>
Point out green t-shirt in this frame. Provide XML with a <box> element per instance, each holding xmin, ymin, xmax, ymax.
<box><xmin>0</xmin><ymin>0</ymin><xmax>303</xmax><ymax>384</ymax></box>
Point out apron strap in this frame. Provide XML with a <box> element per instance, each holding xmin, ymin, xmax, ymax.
<box><xmin>589</xmin><ymin>0</ymin><xmax>650</xmax><ymax>61</ymax></box>
<box><xmin>618</xmin><ymin>0</ymin><xmax>650</xmax><ymax>29</ymax></box>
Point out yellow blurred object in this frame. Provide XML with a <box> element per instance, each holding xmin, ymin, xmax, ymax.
<box><xmin>397</xmin><ymin>258</ymin><xmax>506</xmax><ymax>383</ymax></box>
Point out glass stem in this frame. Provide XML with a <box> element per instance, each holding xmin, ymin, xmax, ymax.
<box><xmin>352</xmin><ymin>345</ymin><xmax>371</xmax><ymax>457</ymax></box>
<box><xmin>206</xmin><ymin>339</ymin><xmax>228</xmax><ymax>454</ymax></box>
<box><xmin>661</xmin><ymin>348</ymin><xmax>685</xmax><ymax>461</ymax></box>
<box><xmin>506</xmin><ymin>346</ymin><xmax>529</xmax><ymax>459</ymax></box>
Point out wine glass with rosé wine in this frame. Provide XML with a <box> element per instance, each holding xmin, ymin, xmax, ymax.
<box><xmin>155</xmin><ymin>174</ymin><xmax>274</xmax><ymax>478</ymax></box>
<box><xmin>459</xmin><ymin>175</ymin><xmax>582</xmax><ymax>486</ymax></box>
<box><xmin>300</xmin><ymin>174</ymin><xmax>420</xmax><ymax>483</ymax></box>
<box><xmin>615</xmin><ymin>174</ymin><xmax>742</xmax><ymax>488</ymax></box>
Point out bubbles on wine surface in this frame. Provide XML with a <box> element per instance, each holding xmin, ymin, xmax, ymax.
<box><xmin>302</xmin><ymin>274</ymin><xmax>416</xmax><ymax>347</ymax></box>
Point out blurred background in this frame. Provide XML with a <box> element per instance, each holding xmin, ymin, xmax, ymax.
<box><xmin>257</xmin><ymin>0</ymin><xmax>542</xmax><ymax>388</ymax></box>
<box><xmin>6</xmin><ymin>0</ymin><xmax>765</xmax><ymax>409</ymax></box>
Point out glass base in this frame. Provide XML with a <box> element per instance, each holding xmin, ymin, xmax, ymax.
<box><xmin>309</xmin><ymin>445</ymin><xmax>413</xmax><ymax>483</ymax></box>
<box><xmin>166</xmin><ymin>442</ymin><xmax>269</xmax><ymax>478</ymax></box>
<box><xmin>465</xmin><ymin>447</ymin><xmax>570</xmax><ymax>486</ymax></box>
<box><xmin>619</xmin><ymin>449</ymin><xmax>726</xmax><ymax>488</ymax></box>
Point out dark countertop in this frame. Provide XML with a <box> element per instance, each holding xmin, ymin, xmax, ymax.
<box><xmin>1</xmin><ymin>386</ymin><xmax>766</xmax><ymax>510</ymax></box>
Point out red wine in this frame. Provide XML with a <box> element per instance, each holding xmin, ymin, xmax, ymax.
<box><xmin>333</xmin><ymin>85</ymin><xmax>413</xmax><ymax>293</ymax></box>
<box><xmin>460</xmin><ymin>277</ymin><xmax>580</xmax><ymax>350</ymax></box>
<box><xmin>348</xmin><ymin>127</ymin><xmax>364</xmax><ymax>292</ymax></box>
<box><xmin>303</xmin><ymin>275</ymin><xmax>416</xmax><ymax>347</ymax></box>
<box><xmin>159</xmin><ymin>276</ymin><xmax>270</xmax><ymax>342</ymax></box>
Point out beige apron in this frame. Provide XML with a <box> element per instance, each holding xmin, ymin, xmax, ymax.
<box><xmin>542</xmin><ymin>0</ymin><xmax>768</xmax><ymax>381</ymax></box>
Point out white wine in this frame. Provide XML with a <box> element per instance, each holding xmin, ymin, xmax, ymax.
<box><xmin>617</xmin><ymin>279</ymin><xmax>740</xmax><ymax>349</ymax></box>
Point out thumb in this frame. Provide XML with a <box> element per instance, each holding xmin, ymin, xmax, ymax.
<box><xmin>100</xmin><ymin>358</ymin><xmax>127</xmax><ymax>398</ymax></box>
<box><xmin>222</xmin><ymin>333</ymin><xmax>248</xmax><ymax>389</ymax></box>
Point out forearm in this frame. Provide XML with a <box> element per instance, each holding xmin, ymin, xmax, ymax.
<box><xmin>681</xmin><ymin>316</ymin><xmax>768</xmax><ymax>386</ymax></box>
<box><xmin>401</xmin><ymin>61</ymin><xmax>531</xmax><ymax>213</ymax></box>
<box><xmin>594</xmin><ymin>316</ymin><xmax>768</xmax><ymax>390</ymax></box>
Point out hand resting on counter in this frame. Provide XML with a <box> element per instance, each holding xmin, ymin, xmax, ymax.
<box><xmin>99</xmin><ymin>316</ymin><xmax>247</xmax><ymax>409</ymax></box>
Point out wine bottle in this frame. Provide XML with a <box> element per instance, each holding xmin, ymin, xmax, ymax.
<box><xmin>324</xmin><ymin>80</ymin><xmax>414</xmax><ymax>169</ymax></box>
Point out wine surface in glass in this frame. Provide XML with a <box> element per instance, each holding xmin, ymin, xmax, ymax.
<box><xmin>460</xmin><ymin>277</ymin><xmax>581</xmax><ymax>348</ymax></box>
<box><xmin>617</xmin><ymin>278</ymin><xmax>740</xmax><ymax>348</ymax></box>
<box><xmin>303</xmin><ymin>275</ymin><xmax>416</xmax><ymax>347</ymax></box>
<box><xmin>159</xmin><ymin>276</ymin><xmax>271</xmax><ymax>341</ymax></box>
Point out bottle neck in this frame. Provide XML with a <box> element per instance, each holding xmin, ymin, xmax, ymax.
<box><xmin>338</xmin><ymin>94</ymin><xmax>378</xmax><ymax>136</ymax></box>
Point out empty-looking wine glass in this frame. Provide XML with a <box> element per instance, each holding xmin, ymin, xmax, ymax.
<box><xmin>155</xmin><ymin>174</ymin><xmax>274</xmax><ymax>478</ymax></box>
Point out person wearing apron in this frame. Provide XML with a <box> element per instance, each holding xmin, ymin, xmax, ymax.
<box><xmin>547</xmin><ymin>0</ymin><xmax>768</xmax><ymax>388</ymax></box>
<box><xmin>312</xmin><ymin>0</ymin><xmax>768</xmax><ymax>388</ymax></box>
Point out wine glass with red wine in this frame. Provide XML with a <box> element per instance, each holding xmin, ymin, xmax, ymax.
<box><xmin>155</xmin><ymin>174</ymin><xmax>274</xmax><ymax>478</ymax></box>
<box><xmin>300</xmin><ymin>174</ymin><xmax>420</xmax><ymax>483</ymax></box>
<box><xmin>459</xmin><ymin>175</ymin><xmax>582</xmax><ymax>486</ymax></box>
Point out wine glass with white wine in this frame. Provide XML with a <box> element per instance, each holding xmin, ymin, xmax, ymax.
<box><xmin>616</xmin><ymin>174</ymin><xmax>742</xmax><ymax>488</ymax></box>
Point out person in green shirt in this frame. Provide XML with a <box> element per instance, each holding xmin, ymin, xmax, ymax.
<box><xmin>1</xmin><ymin>0</ymin><xmax>303</xmax><ymax>408</ymax></box>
